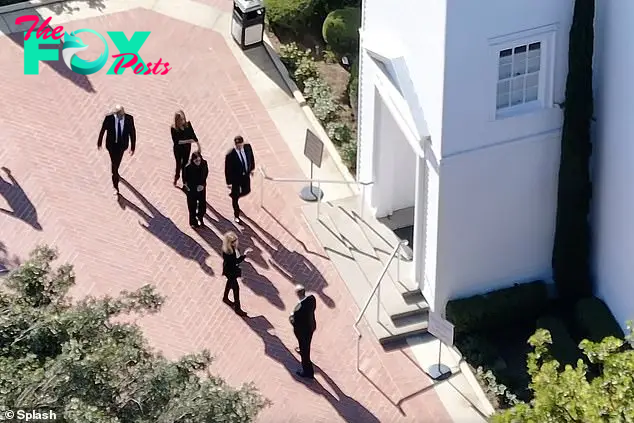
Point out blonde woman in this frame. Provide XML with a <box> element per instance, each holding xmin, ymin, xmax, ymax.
<box><xmin>221</xmin><ymin>231</ymin><xmax>251</xmax><ymax>316</ymax></box>
<box><xmin>170</xmin><ymin>110</ymin><xmax>199</xmax><ymax>186</ymax></box>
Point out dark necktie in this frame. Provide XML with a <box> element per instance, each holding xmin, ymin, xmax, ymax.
<box><xmin>117</xmin><ymin>120</ymin><xmax>122</xmax><ymax>142</ymax></box>
<box><xmin>240</xmin><ymin>151</ymin><xmax>247</xmax><ymax>173</ymax></box>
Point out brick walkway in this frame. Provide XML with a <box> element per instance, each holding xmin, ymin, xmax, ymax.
<box><xmin>0</xmin><ymin>8</ymin><xmax>451</xmax><ymax>422</ymax></box>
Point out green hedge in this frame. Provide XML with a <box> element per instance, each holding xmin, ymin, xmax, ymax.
<box><xmin>446</xmin><ymin>281</ymin><xmax>548</xmax><ymax>334</ymax></box>
<box><xmin>348</xmin><ymin>60</ymin><xmax>359</xmax><ymax>115</ymax></box>
<box><xmin>322</xmin><ymin>7</ymin><xmax>361</xmax><ymax>56</ymax></box>
<box><xmin>574</xmin><ymin>297</ymin><xmax>624</xmax><ymax>343</ymax></box>
<box><xmin>536</xmin><ymin>316</ymin><xmax>581</xmax><ymax>366</ymax></box>
<box><xmin>265</xmin><ymin>0</ymin><xmax>318</xmax><ymax>32</ymax></box>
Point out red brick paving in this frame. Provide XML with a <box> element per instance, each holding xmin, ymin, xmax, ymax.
<box><xmin>0</xmin><ymin>8</ymin><xmax>451</xmax><ymax>422</ymax></box>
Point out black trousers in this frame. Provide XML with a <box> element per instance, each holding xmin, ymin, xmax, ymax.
<box><xmin>223</xmin><ymin>276</ymin><xmax>241</xmax><ymax>310</ymax></box>
<box><xmin>186</xmin><ymin>188</ymin><xmax>206</xmax><ymax>225</ymax></box>
<box><xmin>173</xmin><ymin>144</ymin><xmax>191</xmax><ymax>181</ymax></box>
<box><xmin>230</xmin><ymin>176</ymin><xmax>251</xmax><ymax>218</ymax></box>
<box><xmin>108</xmin><ymin>148</ymin><xmax>125</xmax><ymax>190</ymax></box>
<box><xmin>295</xmin><ymin>329</ymin><xmax>314</xmax><ymax>377</ymax></box>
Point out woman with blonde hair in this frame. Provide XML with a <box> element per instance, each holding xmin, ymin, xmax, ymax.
<box><xmin>221</xmin><ymin>231</ymin><xmax>251</xmax><ymax>316</ymax></box>
<box><xmin>170</xmin><ymin>110</ymin><xmax>200</xmax><ymax>186</ymax></box>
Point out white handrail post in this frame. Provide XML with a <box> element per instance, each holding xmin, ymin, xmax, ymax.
<box><xmin>316</xmin><ymin>180</ymin><xmax>322</xmax><ymax>218</ymax></box>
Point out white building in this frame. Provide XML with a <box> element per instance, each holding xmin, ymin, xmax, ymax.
<box><xmin>357</xmin><ymin>0</ymin><xmax>575</xmax><ymax>313</ymax></box>
<box><xmin>593</xmin><ymin>1</ymin><xmax>634</xmax><ymax>329</ymax></box>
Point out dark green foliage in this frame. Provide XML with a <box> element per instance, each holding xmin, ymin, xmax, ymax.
<box><xmin>575</xmin><ymin>297</ymin><xmax>624</xmax><ymax>342</ymax></box>
<box><xmin>264</xmin><ymin>0</ymin><xmax>318</xmax><ymax>32</ymax></box>
<box><xmin>446</xmin><ymin>281</ymin><xmax>548</xmax><ymax>334</ymax></box>
<box><xmin>348</xmin><ymin>59</ymin><xmax>359</xmax><ymax>116</ymax></box>
<box><xmin>551</xmin><ymin>0</ymin><xmax>595</xmax><ymax>301</ymax></box>
<box><xmin>536</xmin><ymin>316</ymin><xmax>581</xmax><ymax>366</ymax></box>
<box><xmin>313</xmin><ymin>0</ymin><xmax>360</xmax><ymax>22</ymax></box>
<box><xmin>0</xmin><ymin>246</ymin><xmax>268</xmax><ymax>422</ymax></box>
<box><xmin>458</xmin><ymin>334</ymin><xmax>499</xmax><ymax>368</ymax></box>
<box><xmin>322</xmin><ymin>7</ymin><xmax>361</xmax><ymax>56</ymax></box>
<box><xmin>339</xmin><ymin>138</ymin><xmax>357</xmax><ymax>172</ymax></box>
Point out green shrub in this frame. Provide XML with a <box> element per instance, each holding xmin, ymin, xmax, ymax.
<box><xmin>339</xmin><ymin>139</ymin><xmax>357</xmax><ymax>172</ymax></box>
<box><xmin>326</xmin><ymin>122</ymin><xmax>353</xmax><ymax>146</ymax></box>
<box><xmin>265</xmin><ymin>0</ymin><xmax>318</xmax><ymax>32</ymax></box>
<box><xmin>314</xmin><ymin>0</ymin><xmax>360</xmax><ymax>22</ymax></box>
<box><xmin>458</xmin><ymin>334</ymin><xmax>499</xmax><ymax>368</ymax></box>
<box><xmin>575</xmin><ymin>297</ymin><xmax>624</xmax><ymax>343</ymax></box>
<box><xmin>279</xmin><ymin>43</ymin><xmax>319</xmax><ymax>89</ymax></box>
<box><xmin>536</xmin><ymin>316</ymin><xmax>581</xmax><ymax>366</ymax></box>
<box><xmin>322</xmin><ymin>7</ymin><xmax>361</xmax><ymax>56</ymax></box>
<box><xmin>446</xmin><ymin>281</ymin><xmax>548</xmax><ymax>334</ymax></box>
<box><xmin>303</xmin><ymin>77</ymin><xmax>338</xmax><ymax>123</ymax></box>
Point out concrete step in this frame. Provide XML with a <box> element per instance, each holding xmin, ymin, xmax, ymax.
<box><xmin>332</xmin><ymin>196</ymin><xmax>420</xmax><ymax>297</ymax></box>
<box><xmin>301</xmin><ymin>203</ymin><xmax>428</xmax><ymax>345</ymax></box>
<box><xmin>323</xmin><ymin>203</ymin><xmax>428</xmax><ymax>321</ymax></box>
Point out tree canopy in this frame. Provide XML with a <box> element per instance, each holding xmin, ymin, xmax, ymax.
<box><xmin>0</xmin><ymin>246</ymin><xmax>268</xmax><ymax>422</ymax></box>
<box><xmin>492</xmin><ymin>325</ymin><xmax>634</xmax><ymax>422</ymax></box>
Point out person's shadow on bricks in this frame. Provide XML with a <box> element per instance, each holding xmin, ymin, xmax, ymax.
<box><xmin>199</xmin><ymin>206</ymin><xmax>284</xmax><ymax>310</ymax></box>
<box><xmin>117</xmin><ymin>179</ymin><xmax>214</xmax><ymax>276</ymax></box>
<box><xmin>241</xmin><ymin>215</ymin><xmax>335</xmax><ymax>308</ymax></box>
<box><xmin>0</xmin><ymin>167</ymin><xmax>42</xmax><ymax>230</ymax></box>
<box><xmin>245</xmin><ymin>315</ymin><xmax>380</xmax><ymax>423</ymax></box>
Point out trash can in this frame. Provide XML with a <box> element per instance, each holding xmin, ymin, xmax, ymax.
<box><xmin>231</xmin><ymin>0</ymin><xmax>265</xmax><ymax>50</ymax></box>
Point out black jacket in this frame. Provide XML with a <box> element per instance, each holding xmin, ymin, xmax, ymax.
<box><xmin>98</xmin><ymin>113</ymin><xmax>136</xmax><ymax>151</ymax></box>
<box><xmin>222</xmin><ymin>250</ymin><xmax>245</xmax><ymax>278</ymax></box>
<box><xmin>225</xmin><ymin>144</ymin><xmax>255</xmax><ymax>185</ymax></box>
<box><xmin>292</xmin><ymin>294</ymin><xmax>317</xmax><ymax>335</ymax></box>
<box><xmin>171</xmin><ymin>122</ymin><xmax>198</xmax><ymax>148</ymax></box>
<box><xmin>183</xmin><ymin>159</ymin><xmax>208</xmax><ymax>189</ymax></box>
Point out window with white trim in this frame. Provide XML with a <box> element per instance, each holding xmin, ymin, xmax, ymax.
<box><xmin>496</xmin><ymin>42</ymin><xmax>541</xmax><ymax>110</ymax></box>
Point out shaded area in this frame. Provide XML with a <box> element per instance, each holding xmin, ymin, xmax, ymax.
<box><xmin>6</xmin><ymin>9</ymin><xmax>97</xmax><ymax>92</ymax></box>
<box><xmin>0</xmin><ymin>167</ymin><xmax>42</xmax><ymax>230</ymax></box>
<box><xmin>393</xmin><ymin>225</ymin><xmax>413</xmax><ymax>249</ymax></box>
<box><xmin>0</xmin><ymin>241</ymin><xmax>21</xmax><ymax>274</ymax></box>
<box><xmin>200</xmin><ymin>206</ymin><xmax>285</xmax><ymax>310</ymax></box>
<box><xmin>117</xmin><ymin>179</ymin><xmax>214</xmax><ymax>276</ymax></box>
<box><xmin>245</xmin><ymin>315</ymin><xmax>380</xmax><ymax>423</ymax></box>
<box><xmin>242</xmin><ymin>214</ymin><xmax>335</xmax><ymax>308</ymax></box>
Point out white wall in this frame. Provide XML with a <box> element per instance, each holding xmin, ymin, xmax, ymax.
<box><xmin>358</xmin><ymin>0</ymin><xmax>447</xmax><ymax>191</ymax></box>
<box><xmin>442</xmin><ymin>0</ymin><xmax>573</xmax><ymax>156</ymax></box>
<box><xmin>593</xmin><ymin>0</ymin><xmax>634</xmax><ymax>329</ymax></box>
<box><xmin>435</xmin><ymin>133</ymin><xmax>560</xmax><ymax>309</ymax></box>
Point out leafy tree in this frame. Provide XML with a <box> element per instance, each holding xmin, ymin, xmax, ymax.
<box><xmin>552</xmin><ymin>0</ymin><xmax>595</xmax><ymax>300</ymax></box>
<box><xmin>491</xmin><ymin>325</ymin><xmax>634</xmax><ymax>422</ymax></box>
<box><xmin>0</xmin><ymin>246</ymin><xmax>268</xmax><ymax>422</ymax></box>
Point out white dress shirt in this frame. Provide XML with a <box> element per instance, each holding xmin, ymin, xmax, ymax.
<box><xmin>235</xmin><ymin>147</ymin><xmax>248</xmax><ymax>173</ymax></box>
<box><xmin>115</xmin><ymin>116</ymin><xmax>124</xmax><ymax>143</ymax></box>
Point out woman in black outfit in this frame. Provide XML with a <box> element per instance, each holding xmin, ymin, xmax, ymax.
<box><xmin>221</xmin><ymin>231</ymin><xmax>251</xmax><ymax>316</ymax></box>
<box><xmin>171</xmin><ymin>110</ymin><xmax>199</xmax><ymax>186</ymax></box>
<box><xmin>183</xmin><ymin>151</ymin><xmax>208</xmax><ymax>228</ymax></box>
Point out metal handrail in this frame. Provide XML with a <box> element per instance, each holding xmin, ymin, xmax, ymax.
<box><xmin>353</xmin><ymin>239</ymin><xmax>408</xmax><ymax>370</ymax></box>
<box><xmin>258</xmin><ymin>166</ymin><xmax>373</xmax><ymax>218</ymax></box>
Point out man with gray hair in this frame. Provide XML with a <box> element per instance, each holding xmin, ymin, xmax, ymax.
<box><xmin>289</xmin><ymin>284</ymin><xmax>317</xmax><ymax>379</ymax></box>
<box><xmin>97</xmin><ymin>105</ymin><xmax>136</xmax><ymax>195</ymax></box>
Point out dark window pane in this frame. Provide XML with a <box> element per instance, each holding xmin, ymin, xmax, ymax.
<box><xmin>500</xmin><ymin>49</ymin><xmax>512</xmax><ymax>58</ymax></box>
<box><xmin>529</xmin><ymin>42</ymin><xmax>541</xmax><ymax>51</ymax></box>
<box><xmin>514</xmin><ymin>45</ymin><xmax>527</xmax><ymax>54</ymax></box>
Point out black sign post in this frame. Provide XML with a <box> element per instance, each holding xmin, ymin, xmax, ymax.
<box><xmin>300</xmin><ymin>129</ymin><xmax>325</xmax><ymax>202</ymax></box>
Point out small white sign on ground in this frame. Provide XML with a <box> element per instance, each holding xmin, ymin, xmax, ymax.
<box><xmin>428</xmin><ymin>311</ymin><xmax>455</xmax><ymax>347</ymax></box>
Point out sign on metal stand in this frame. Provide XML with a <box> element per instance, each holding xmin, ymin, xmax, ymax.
<box><xmin>426</xmin><ymin>311</ymin><xmax>454</xmax><ymax>381</ymax></box>
<box><xmin>299</xmin><ymin>129</ymin><xmax>325</xmax><ymax>202</ymax></box>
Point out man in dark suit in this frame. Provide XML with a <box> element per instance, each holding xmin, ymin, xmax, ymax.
<box><xmin>289</xmin><ymin>284</ymin><xmax>316</xmax><ymax>379</ymax></box>
<box><xmin>97</xmin><ymin>105</ymin><xmax>136</xmax><ymax>196</ymax></box>
<box><xmin>224</xmin><ymin>135</ymin><xmax>255</xmax><ymax>224</ymax></box>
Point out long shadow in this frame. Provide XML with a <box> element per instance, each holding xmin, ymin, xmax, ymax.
<box><xmin>7</xmin><ymin>7</ymin><xmax>99</xmax><ymax>93</ymax></box>
<box><xmin>200</xmin><ymin>206</ymin><xmax>284</xmax><ymax>310</ymax></box>
<box><xmin>117</xmin><ymin>179</ymin><xmax>214</xmax><ymax>276</ymax></box>
<box><xmin>241</xmin><ymin>214</ymin><xmax>335</xmax><ymax>308</ymax></box>
<box><xmin>0</xmin><ymin>167</ymin><xmax>42</xmax><ymax>230</ymax></box>
<box><xmin>245</xmin><ymin>315</ymin><xmax>380</xmax><ymax>423</ymax></box>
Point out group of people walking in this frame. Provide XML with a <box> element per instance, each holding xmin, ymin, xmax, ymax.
<box><xmin>96</xmin><ymin>105</ymin><xmax>317</xmax><ymax>379</ymax></box>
